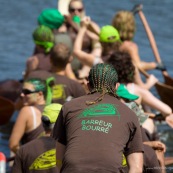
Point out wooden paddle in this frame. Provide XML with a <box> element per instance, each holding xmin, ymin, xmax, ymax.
<box><xmin>0</xmin><ymin>96</ymin><xmax>15</xmax><ymax>125</ymax></box>
<box><xmin>132</xmin><ymin>4</ymin><xmax>173</xmax><ymax>86</ymax></box>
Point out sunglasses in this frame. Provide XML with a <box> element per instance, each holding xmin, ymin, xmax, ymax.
<box><xmin>22</xmin><ymin>89</ymin><xmax>39</xmax><ymax>95</ymax></box>
<box><xmin>69</xmin><ymin>8</ymin><xmax>83</xmax><ymax>13</ymax></box>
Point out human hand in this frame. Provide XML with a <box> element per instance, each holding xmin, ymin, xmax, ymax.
<box><xmin>152</xmin><ymin>141</ymin><xmax>166</xmax><ymax>153</ymax></box>
<box><xmin>155</xmin><ymin>149</ymin><xmax>166</xmax><ymax>170</ymax></box>
<box><xmin>81</xmin><ymin>16</ymin><xmax>91</xmax><ymax>28</ymax></box>
<box><xmin>144</xmin><ymin>141</ymin><xmax>166</xmax><ymax>152</ymax></box>
<box><xmin>165</xmin><ymin>114</ymin><xmax>173</xmax><ymax>128</ymax></box>
<box><xmin>146</xmin><ymin>74</ymin><xmax>158</xmax><ymax>88</ymax></box>
<box><xmin>64</xmin><ymin>14</ymin><xmax>72</xmax><ymax>23</ymax></box>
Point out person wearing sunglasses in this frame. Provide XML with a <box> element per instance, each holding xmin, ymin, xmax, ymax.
<box><xmin>12</xmin><ymin>103</ymin><xmax>62</xmax><ymax>173</ymax></box>
<box><xmin>62</xmin><ymin>0</ymin><xmax>101</xmax><ymax>79</ymax></box>
<box><xmin>27</xmin><ymin>43</ymin><xmax>86</xmax><ymax>104</ymax></box>
<box><xmin>9</xmin><ymin>78</ymin><xmax>50</xmax><ymax>154</ymax></box>
<box><xmin>68</xmin><ymin>0</ymin><xmax>85</xmax><ymax>19</ymax></box>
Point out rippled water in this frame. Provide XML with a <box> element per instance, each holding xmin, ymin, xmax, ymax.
<box><xmin>0</xmin><ymin>0</ymin><xmax>173</xmax><ymax>171</ymax></box>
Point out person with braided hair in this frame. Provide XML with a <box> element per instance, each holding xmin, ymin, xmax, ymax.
<box><xmin>52</xmin><ymin>63</ymin><xmax>143</xmax><ymax>173</ymax></box>
<box><xmin>73</xmin><ymin>17</ymin><xmax>158</xmax><ymax>89</ymax></box>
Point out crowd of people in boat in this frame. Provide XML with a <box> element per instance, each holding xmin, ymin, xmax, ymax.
<box><xmin>1</xmin><ymin>0</ymin><xmax>173</xmax><ymax>172</ymax></box>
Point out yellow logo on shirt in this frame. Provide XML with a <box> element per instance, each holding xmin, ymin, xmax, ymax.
<box><xmin>29</xmin><ymin>149</ymin><xmax>56</xmax><ymax>170</ymax></box>
<box><xmin>52</xmin><ymin>84</ymin><xmax>66</xmax><ymax>100</ymax></box>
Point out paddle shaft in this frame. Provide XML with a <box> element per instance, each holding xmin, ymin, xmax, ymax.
<box><xmin>137</xmin><ymin>10</ymin><xmax>162</xmax><ymax>63</ymax></box>
<box><xmin>136</xmin><ymin>6</ymin><xmax>172</xmax><ymax>81</ymax></box>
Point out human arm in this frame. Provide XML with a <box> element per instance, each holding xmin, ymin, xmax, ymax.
<box><xmin>143</xmin><ymin>141</ymin><xmax>166</xmax><ymax>173</ymax></box>
<box><xmin>87</xmin><ymin>20</ymin><xmax>100</xmax><ymax>37</ymax></box>
<box><xmin>73</xmin><ymin>17</ymin><xmax>100</xmax><ymax>67</ymax></box>
<box><xmin>24</xmin><ymin>56</ymin><xmax>38</xmax><ymax>79</ymax></box>
<box><xmin>165</xmin><ymin>114</ymin><xmax>173</xmax><ymax>128</ymax></box>
<box><xmin>85</xmin><ymin>20</ymin><xmax>100</xmax><ymax>41</ymax></box>
<box><xmin>132</xmin><ymin>84</ymin><xmax>173</xmax><ymax>128</ymax></box>
<box><xmin>120</xmin><ymin>41</ymin><xmax>157</xmax><ymax>71</ymax></box>
<box><xmin>120</xmin><ymin>41</ymin><xmax>158</xmax><ymax>89</ymax></box>
<box><xmin>126</xmin><ymin>152</ymin><xmax>143</xmax><ymax>173</ymax></box>
<box><xmin>143</xmin><ymin>141</ymin><xmax>166</xmax><ymax>152</ymax></box>
<box><xmin>56</xmin><ymin>142</ymin><xmax>66</xmax><ymax>172</ymax></box>
<box><xmin>64</xmin><ymin>14</ymin><xmax>80</xmax><ymax>33</ymax></box>
<box><xmin>133</xmin><ymin>64</ymin><xmax>158</xmax><ymax>89</ymax></box>
<box><xmin>65</xmin><ymin>63</ymin><xmax>77</xmax><ymax>80</ymax></box>
<box><xmin>124</xmin><ymin>112</ymin><xmax>144</xmax><ymax>173</ymax></box>
<box><xmin>9</xmin><ymin>107</ymin><xmax>29</xmax><ymax>153</ymax></box>
<box><xmin>134</xmin><ymin>84</ymin><xmax>172</xmax><ymax>116</ymax></box>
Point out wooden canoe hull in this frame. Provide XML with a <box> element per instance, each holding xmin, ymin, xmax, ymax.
<box><xmin>155</xmin><ymin>82</ymin><xmax>173</xmax><ymax>110</ymax></box>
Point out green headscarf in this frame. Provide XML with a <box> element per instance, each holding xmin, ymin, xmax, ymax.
<box><xmin>38</xmin><ymin>9</ymin><xmax>65</xmax><ymax>29</ymax></box>
<box><xmin>32</xmin><ymin>25</ymin><xmax>54</xmax><ymax>53</ymax></box>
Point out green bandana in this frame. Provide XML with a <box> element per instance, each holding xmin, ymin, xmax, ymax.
<box><xmin>35</xmin><ymin>41</ymin><xmax>54</xmax><ymax>53</ymax></box>
<box><xmin>45</xmin><ymin>77</ymin><xmax>55</xmax><ymax>105</ymax></box>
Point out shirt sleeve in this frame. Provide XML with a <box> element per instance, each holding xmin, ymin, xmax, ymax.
<box><xmin>11</xmin><ymin>150</ymin><xmax>23</xmax><ymax>173</ymax></box>
<box><xmin>124</xmin><ymin>119</ymin><xmax>144</xmax><ymax>157</ymax></box>
<box><xmin>51</xmin><ymin>108</ymin><xmax>67</xmax><ymax>145</ymax></box>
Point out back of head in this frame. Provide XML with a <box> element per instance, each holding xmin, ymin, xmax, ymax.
<box><xmin>38</xmin><ymin>8</ymin><xmax>65</xmax><ymax>29</ymax></box>
<box><xmin>54</xmin><ymin>33</ymin><xmax>73</xmax><ymax>52</ymax></box>
<box><xmin>32</xmin><ymin>25</ymin><xmax>54</xmax><ymax>53</ymax></box>
<box><xmin>99</xmin><ymin>25</ymin><xmax>121</xmax><ymax>55</ymax></box>
<box><xmin>112</xmin><ymin>10</ymin><xmax>136</xmax><ymax>41</ymax></box>
<box><xmin>107</xmin><ymin>52</ymin><xmax>135</xmax><ymax>83</ymax></box>
<box><xmin>50</xmin><ymin>43</ymin><xmax>71</xmax><ymax>69</ymax></box>
<box><xmin>42</xmin><ymin>103</ymin><xmax>62</xmax><ymax>131</ymax></box>
<box><xmin>88</xmin><ymin>63</ymin><xmax>118</xmax><ymax>95</ymax></box>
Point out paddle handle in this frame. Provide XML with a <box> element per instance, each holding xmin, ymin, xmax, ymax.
<box><xmin>137</xmin><ymin>10</ymin><xmax>162</xmax><ymax>63</ymax></box>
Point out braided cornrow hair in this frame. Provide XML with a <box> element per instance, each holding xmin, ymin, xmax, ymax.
<box><xmin>86</xmin><ymin>63</ymin><xmax>118</xmax><ymax>105</ymax></box>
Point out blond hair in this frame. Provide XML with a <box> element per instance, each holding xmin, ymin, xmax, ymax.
<box><xmin>112</xmin><ymin>11</ymin><xmax>136</xmax><ymax>41</ymax></box>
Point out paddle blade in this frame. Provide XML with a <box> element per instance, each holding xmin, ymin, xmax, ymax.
<box><xmin>0</xmin><ymin>96</ymin><xmax>15</xmax><ymax>125</ymax></box>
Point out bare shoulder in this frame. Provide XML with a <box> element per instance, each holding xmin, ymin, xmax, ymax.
<box><xmin>26</xmin><ymin>55</ymin><xmax>38</xmax><ymax>64</ymax></box>
<box><xmin>122</xmin><ymin>40</ymin><xmax>138</xmax><ymax>48</ymax></box>
<box><xmin>26</xmin><ymin>55</ymin><xmax>39</xmax><ymax>71</ymax></box>
<box><xmin>18</xmin><ymin>106</ymin><xmax>32</xmax><ymax>117</ymax></box>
